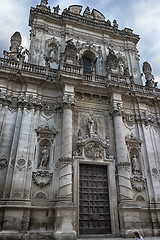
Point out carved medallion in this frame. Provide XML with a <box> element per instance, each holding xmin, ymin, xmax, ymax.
<box><xmin>84</xmin><ymin>142</ymin><xmax>103</xmax><ymax>160</ymax></box>
<box><xmin>0</xmin><ymin>158</ymin><xmax>8</xmax><ymax>170</ymax></box>
<box><xmin>17</xmin><ymin>159</ymin><xmax>26</xmax><ymax>171</ymax></box>
<box><xmin>32</xmin><ymin>171</ymin><xmax>53</xmax><ymax>187</ymax></box>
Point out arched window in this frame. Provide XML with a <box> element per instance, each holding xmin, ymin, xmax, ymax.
<box><xmin>83</xmin><ymin>57</ymin><xmax>92</xmax><ymax>74</ymax></box>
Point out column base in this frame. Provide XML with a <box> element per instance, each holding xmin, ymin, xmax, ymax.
<box><xmin>54</xmin><ymin>202</ymin><xmax>77</xmax><ymax>240</ymax></box>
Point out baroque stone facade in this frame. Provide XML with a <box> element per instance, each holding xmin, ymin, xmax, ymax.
<box><xmin>0</xmin><ymin>1</ymin><xmax>160</xmax><ymax>239</ymax></box>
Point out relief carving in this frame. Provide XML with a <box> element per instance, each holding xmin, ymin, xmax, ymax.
<box><xmin>0</xmin><ymin>158</ymin><xmax>8</xmax><ymax>170</ymax></box>
<box><xmin>36</xmin><ymin>125</ymin><xmax>57</xmax><ymax>143</ymax></box>
<box><xmin>35</xmin><ymin>192</ymin><xmax>47</xmax><ymax>199</ymax></box>
<box><xmin>17</xmin><ymin>159</ymin><xmax>26</xmax><ymax>171</ymax></box>
<box><xmin>32</xmin><ymin>171</ymin><xmax>53</xmax><ymax>187</ymax></box>
<box><xmin>84</xmin><ymin>142</ymin><xmax>104</xmax><ymax>160</ymax></box>
<box><xmin>131</xmin><ymin>176</ymin><xmax>146</xmax><ymax>192</ymax></box>
<box><xmin>125</xmin><ymin>133</ymin><xmax>142</xmax><ymax>150</ymax></box>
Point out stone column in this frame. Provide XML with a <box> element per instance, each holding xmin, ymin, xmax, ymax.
<box><xmin>2</xmin><ymin>96</ymin><xmax>35</xmax><ymax>232</ymax></box>
<box><xmin>54</xmin><ymin>84</ymin><xmax>76</xmax><ymax>240</ymax></box>
<box><xmin>111</xmin><ymin>93</ymin><xmax>133</xmax><ymax>201</ymax></box>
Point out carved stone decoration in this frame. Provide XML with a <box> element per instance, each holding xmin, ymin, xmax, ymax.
<box><xmin>125</xmin><ymin>133</ymin><xmax>142</xmax><ymax>150</ymax></box>
<box><xmin>113</xmin><ymin>20</ymin><xmax>118</xmax><ymax>30</ymax></box>
<box><xmin>152</xmin><ymin>168</ymin><xmax>159</xmax><ymax>178</ymax></box>
<box><xmin>64</xmin><ymin>39</ymin><xmax>77</xmax><ymax>63</ymax></box>
<box><xmin>142</xmin><ymin>61</ymin><xmax>157</xmax><ymax>88</ymax></box>
<box><xmin>11</xmin><ymin>192</ymin><xmax>23</xmax><ymax>199</ymax></box>
<box><xmin>3</xmin><ymin>32</ymin><xmax>29</xmax><ymax>62</ymax></box>
<box><xmin>123</xmin><ymin>113</ymin><xmax>135</xmax><ymax>129</ymax></box>
<box><xmin>84</xmin><ymin>142</ymin><xmax>104</xmax><ymax>160</ymax></box>
<box><xmin>0</xmin><ymin>158</ymin><xmax>8</xmax><ymax>170</ymax></box>
<box><xmin>74</xmin><ymin>136</ymin><xmax>110</xmax><ymax>161</ymax></box>
<box><xmin>88</xmin><ymin>115</ymin><xmax>98</xmax><ymax>138</ymax></box>
<box><xmin>10</xmin><ymin>32</ymin><xmax>22</xmax><ymax>53</ymax></box>
<box><xmin>17</xmin><ymin>159</ymin><xmax>26</xmax><ymax>171</ymax></box>
<box><xmin>39</xmin><ymin>145</ymin><xmax>49</xmax><ymax>168</ymax></box>
<box><xmin>36</xmin><ymin>125</ymin><xmax>57</xmax><ymax>143</ymax></box>
<box><xmin>53</xmin><ymin>5</ymin><xmax>60</xmax><ymax>15</ymax></box>
<box><xmin>35</xmin><ymin>192</ymin><xmax>47</xmax><ymax>199</ymax></box>
<box><xmin>83</xmin><ymin>7</ymin><xmax>91</xmax><ymax>18</ymax></box>
<box><xmin>68</xmin><ymin>5</ymin><xmax>82</xmax><ymax>15</ymax></box>
<box><xmin>106</xmin><ymin>48</ymin><xmax>118</xmax><ymax>72</ymax></box>
<box><xmin>116</xmin><ymin>162</ymin><xmax>130</xmax><ymax>171</ymax></box>
<box><xmin>136</xmin><ymin>195</ymin><xmax>145</xmax><ymax>201</ymax></box>
<box><xmin>131</xmin><ymin>176</ymin><xmax>146</xmax><ymax>192</ymax></box>
<box><xmin>91</xmin><ymin>9</ymin><xmax>105</xmax><ymax>21</ymax></box>
<box><xmin>63</xmin><ymin>94</ymin><xmax>75</xmax><ymax>109</ymax></box>
<box><xmin>110</xmin><ymin>102</ymin><xmax>124</xmax><ymax>117</ymax></box>
<box><xmin>32</xmin><ymin>171</ymin><xmax>53</xmax><ymax>187</ymax></box>
<box><xmin>42</xmin><ymin>102</ymin><xmax>55</xmax><ymax>116</ymax></box>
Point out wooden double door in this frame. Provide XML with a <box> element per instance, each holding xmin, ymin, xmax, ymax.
<box><xmin>79</xmin><ymin>164</ymin><xmax>111</xmax><ymax>235</ymax></box>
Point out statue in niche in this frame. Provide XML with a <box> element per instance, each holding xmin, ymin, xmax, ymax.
<box><xmin>88</xmin><ymin>116</ymin><xmax>97</xmax><ymax>138</ymax></box>
<box><xmin>132</xmin><ymin>154</ymin><xmax>140</xmax><ymax>175</ymax></box>
<box><xmin>119</xmin><ymin>61</ymin><xmax>124</xmax><ymax>75</ymax></box>
<box><xmin>39</xmin><ymin>145</ymin><xmax>49</xmax><ymax>168</ymax></box>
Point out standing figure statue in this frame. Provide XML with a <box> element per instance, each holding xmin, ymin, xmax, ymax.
<box><xmin>132</xmin><ymin>154</ymin><xmax>140</xmax><ymax>174</ymax></box>
<box><xmin>40</xmin><ymin>145</ymin><xmax>49</xmax><ymax>168</ymax></box>
<box><xmin>88</xmin><ymin>116</ymin><xmax>97</xmax><ymax>138</ymax></box>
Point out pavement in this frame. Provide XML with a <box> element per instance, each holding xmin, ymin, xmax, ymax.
<box><xmin>78</xmin><ymin>237</ymin><xmax>160</xmax><ymax>240</ymax></box>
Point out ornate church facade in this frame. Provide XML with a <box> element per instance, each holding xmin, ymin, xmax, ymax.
<box><xmin>0</xmin><ymin>1</ymin><xmax>160</xmax><ymax>239</ymax></box>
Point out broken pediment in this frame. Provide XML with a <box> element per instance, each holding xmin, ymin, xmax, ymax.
<box><xmin>68</xmin><ymin>5</ymin><xmax>82</xmax><ymax>15</ymax></box>
<box><xmin>91</xmin><ymin>9</ymin><xmax>105</xmax><ymax>21</ymax></box>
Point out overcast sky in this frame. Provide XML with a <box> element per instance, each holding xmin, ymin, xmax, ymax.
<box><xmin>0</xmin><ymin>0</ymin><xmax>160</xmax><ymax>84</ymax></box>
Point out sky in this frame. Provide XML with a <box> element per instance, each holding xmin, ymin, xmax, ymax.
<box><xmin>0</xmin><ymin>0</ymin><xmax>160</xmax><ymax>85</ymax></box>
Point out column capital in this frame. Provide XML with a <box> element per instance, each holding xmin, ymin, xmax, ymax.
<box><xmin>62</xmin><ymin>94</ymin><xmax>75</xmax><ymax>110</ymax></box>
<box><xmin>110</xmin><ymin>102</ymin><xmax>124</xmax><ymax>117</ymax></box>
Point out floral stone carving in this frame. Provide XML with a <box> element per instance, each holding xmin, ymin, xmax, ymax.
<box><xmin>131</xmin><ymin>176</ymin><xmax>146</xmax><ymax>192</ymax></box>
<box><xmin>33</xmin><ymin>171</ymin><xmax>53</xmax><ymax>187</ymax></box>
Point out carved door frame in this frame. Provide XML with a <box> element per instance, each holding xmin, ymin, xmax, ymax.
<box><xmin>73</xmin><ymin>157</ymin><xmax>119</xmax><ymax>236</ymax></box>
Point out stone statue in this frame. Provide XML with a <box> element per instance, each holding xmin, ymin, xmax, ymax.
<box><xmin>53</xmin><ymin>5</ymin><xmax>60</xmax><ymax>15</ymax></box>
<box><xmin>88</xmin><ymin>116</ymin><xmax>97</xmax><ymax>137</ymax></box>
<box><xmin>113</xmin><ymin>20</ymin><xmax>118</xmax><ymax>30</ymax></box>
<box><xmin>132</xmin><ymin>154</ymin><xmax>140</xmax><ymax>174</ymax></box>
<box><xmin>119</xmin><ymin>61</ymin><xmax>124</xmax><ymax>75</ymax></box>
<box><xmin>142</xmin><ymin>61</ymin><xmax>157</xmax><ymax>87</ymax></box>
<box><xmin>83</xmin><ymin>7</ymin><xmax>91</xmax><ymax>18</ymax></box>
<box><xmin>40</xmin><ymin>0</ymin><xmax>48</xmax><ymax>7</ymax></box>
<box><xmin>10</xmin><ymin>31</ymin><xmax>22</xmax><ymax>53</ymax></box>
<box><xmin>40</xmin><ymin>145</ymin><xmax>49</xmax><ymax>168</ymax></box>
